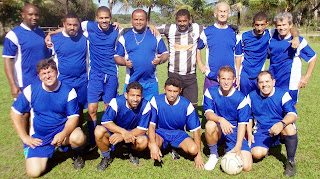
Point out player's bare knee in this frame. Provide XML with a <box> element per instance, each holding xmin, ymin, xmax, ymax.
<box><xmin>205</xmin><ymin>121</ymin><xmax>218</xmax><ymax>135</ymax></box>
<box><xmin>251</xmin><ymin>148</ymin><xmax>267</xmax><ymax>160</ymax></box>
<box><xmin>69</xmin><ymin>128</ymin><xmax>86</xmax><ymax>146</ymax></box>
<box><xmin>26</xmin><ymin>161</ymin><xmax>45</xmax><ymax>178</ymax></box>
<box><xmin>188</xmin><ymin>144</ymin><xmax>198</xmax><ymax>156</ymax></box>
<box><xmin>94</xmin><ymin>125</ymin><xmax>106</xmax><ymax>139</ymax></box>
<box><xmin>243</xmin><ymin>162</ymin><xmax>252</xmax><ymax>172</ymax></box>
<box><xmin>282</xmin><ymin>124</ymin><xmax>296</xmax><ymax>136</ymax></box>
<box><xmin>135</xmin><ymin>136</ymin><xmax>148</xmax><ymax>150</ymax></box>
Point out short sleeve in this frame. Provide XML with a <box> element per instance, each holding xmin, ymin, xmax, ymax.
<box><xmin>2</xmin><ymin>31</ymin><xmax>18</xmax><ymax>58</ymax></box>
<box><xmin>66</xmin><ymin>88</ymin><xmax>79</xmax><ymax>118</ymax></box>
<box><xmin>115</xmin><ymin>36</ymin><xmax>125</xmax><ymax>57</ymax></box>
<box><xmin>203</xmin><ymin>89</ymin><xmax>215</xmax><ymax>115</ymax></box>
<box><xmin>11</xmin><ymin>85</ymin><xmax>32</xmax><ymax>114</ymax></box>
<box><xmin>137</xmin><ymin>102</ymin><xmax>151</xmax><ymax>130</ymax></box>
<box><xmin>282</xmin><ymin>92</ymin><xmax>297</xmax><ymax>116</ymax></box>
<box><xmin>237</xmin><ymin>97</ymin><xmax>251</xmax><ymax>124</ymax></box>
<box><xmin>298</xmin><ymin>38</ymin><xmax>316</xmax><ymax>63</ymax></box>
<box><xmin>101</xmin><ymin>98</ymin><xmax>118</xmax><ymax>124</ymax></box>
<box><xmin>186</xmin><ymin>103</ymin><xmax>201</xmax><ymax>132</ymax></box>
<box><xmin>149</xmin><ymin>97</ymin><xmax>158</xmax><ymax>126</ymax></box>
<box><xmin>197</xmin><ymin>31</ymin><xmax>206</xmax><ymax>49</ymax></box>
<box><xmin>157</xmin><ymin>38</ymin><xmax>168</xmax><ymax>55</ymax></box>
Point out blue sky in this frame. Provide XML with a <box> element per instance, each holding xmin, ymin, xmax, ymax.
<box><xmin>93</xmin><ymin>0</ymin><xmax>161</xmax><ymax>14</ymax></box>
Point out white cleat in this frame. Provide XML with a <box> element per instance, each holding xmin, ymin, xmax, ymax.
<box><xmin>204</xmin><ymin>154</ymin><xmax>219</xmax><ymax>171</ymax></box>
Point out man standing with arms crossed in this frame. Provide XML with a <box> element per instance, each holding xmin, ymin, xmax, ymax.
<box><xmin>115</xmin><ymin>9</ymin><xmax>169</xmax><ymax>101</ymax></box>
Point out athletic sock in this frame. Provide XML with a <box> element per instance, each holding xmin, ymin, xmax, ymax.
<box><xmin>101</xmin><ymin>150</ymin><xmax>111</xmax><ymax>159</ymax></box>
<box><xmin>208</xmin><ymin>144</ymin><xmax>218</xmax><ymax>157</ymax></box>
<box><xmin>284</xmin><ymin>133</ymin><xmax>298</xmax><ymax>162</ymax></box>
<box><xmin>87</xmin><ymin>120</ymin><xmax>97</xmax><ymax>145</ymax></box>
<box><xmin>72</xmin><ymin>145</ymin><xmax>85</xmax><ymax>157</ymax></box>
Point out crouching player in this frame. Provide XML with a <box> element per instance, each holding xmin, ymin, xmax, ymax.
<box><xmin>10</xmin><ymin>58</ymin><xmax>86</xmax><ymax>178</ymax></box>
<box><xmin>94</xmin><ymin>82</ymin><xmax>151</xmax><ymax>170</ymax></box>
<box><xmin>148</xmin><ymin>77</ymin><xmax>204</xmax><ymax>169</ymax></box>
<box><xmin>248</xmin><ymin>71</ymin><xmax>298</xmax><ymax>177</ymax></box>
<box><xmin>203</xmin><ymin>66</ymin><xmax>252</xmax><ymax>171</ymax></box>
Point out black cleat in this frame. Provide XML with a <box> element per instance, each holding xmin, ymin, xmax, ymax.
<box><xmin>129</xmin><ymin>153</ymin><xmax>139</xmax><ymax>165</ymax></box>
<box><xmin>284</xmin><ymin>160</ymin><xmax>296</xmax><ymax>177</ymax></box>
<box><xmin>73</xmin><ymin>156</ymin><xmax>85</xmax><ymax>170</ymax></box>
<box><xmin>154</xmin><ymin>160</ymin><xmax>163</xmax><ymax>167</ymax></box>
<box><xmin>171</xmin><ymin>149</ymin><xmax>180</xmax><ymax>160</ymax></box>
<box><xmin>97</xmin><ymin>157</ymin><xmax>113</xmax><ymax>171</ymax></box>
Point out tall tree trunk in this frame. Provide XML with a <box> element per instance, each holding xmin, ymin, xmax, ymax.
<box><xmin>147</xmin><ymin>6</ymin><xmax>152</xmax><ymax>22</ymax></box>
<box><xmin>109</xmin><ymin>0</ymin><xmax>113</xmax><ymax>13</ymax></box>
<box><xmin>66</xmin><ymin>0</ymin><xmax>69</xmax><ymax>14</ymax></box>
<box><xmin>237</xmin><ymin>11</ymin><xmax>240</xmax><ymax>26</ymax></box>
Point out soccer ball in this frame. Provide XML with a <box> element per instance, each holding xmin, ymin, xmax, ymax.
<box><xmin>220</xmin><ymin>153</ymin><xmax>243</xmax><ymax>175</ymax></box>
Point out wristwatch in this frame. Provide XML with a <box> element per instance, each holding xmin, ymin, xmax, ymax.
<box><xmin>281</xmin><ymin>121</ymin><xmax>287</xmax><ymax>128</ymax></box>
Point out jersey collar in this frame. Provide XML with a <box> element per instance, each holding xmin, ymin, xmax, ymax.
<box><xmin>132</xmin><ymin>27</ymin><xmax>147</xmax><ymax>34</ymax></box>
<box><xmin>278</xmin><ymin>33</ymin><xmax>292</xmax><ymax>40</ymax></box>
<box><xmin>251</xmin><ymin>29</ymin><xmax>266</xmax><ymax>37</ymax></box>
<box><xmin>20</xmin><ymin>23</ymin><xmax>34</xmax><ymax>31</ymax></box>
<box><xmin>42</xmin><ymin>80</ymin><xmax>61</xmax><ymax>92</ymax></box>
<box><xmin>62</xmin><ymin>29</ymin><xmax>78</xmax><ymax>37</ymax></box>
<box><xmin>165</xmin><ymin>95</ymin><xmax>180</xmax><ymax>106</ymax></box>
<box><xmin>214</xmin><ymin>23</ymin><xmax>228</xmax><ymax>29</ymax></box>
<box><xmin>260</xmin><ymin>87</ymin><xmax>275</xmax><ymax>97</ymax></box>
<box><xmin>218</xmin><ymin>87</ymin><xmax>236</xmax><ymax>97</ymax></box>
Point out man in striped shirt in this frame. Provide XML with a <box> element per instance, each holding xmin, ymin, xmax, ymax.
<box><xmin>154</xmin><ymin>9</ymin><xmax>204</xmax><ymax>109</ymax></box>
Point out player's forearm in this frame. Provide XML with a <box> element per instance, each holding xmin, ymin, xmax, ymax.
<box><xmin>235</xmin><ymin>124</ymin><xmax>246</xmax><ymax>149</ymax></box>
<box><xmin>290</xmin><ymin>28</ymin><xmax>299</xmax><ymax>38</ymax></box>
<box><xmin>193</xmin><ymin>129</ymin><xmax>202</xmax><ymax>154</ymax></box>
<box><xmin>62</xmin><ymin>116</ymin><xmax>79</xmax><ymax>136</ymax></box>
<box><xmin>104</xmin><ymin>121</ymin><xmax>128</xmax><ymax>135</ymax></box>
<box><xmin>148</xmin><ymin>124</ymin><xmax>157</xmax><ymax>144</ymax></box>
<box><xmin>196</xmin><ymin>49</ymin><xmax>205</xmax><ymax>67</ymax></box>
<box><xmin>4</xmin><ymin>58</ymin><xmax>17</xmax><ymax>87</ymax></box>
<box><xmin>282</xmin><ymin>113</ymin><xmax>297</xmax><ymax>126</ymax></box>
<box><xmin>131</xmin><ymin>128</ymin><xmax>147</xmax><ymax>137</ymax></box>
<box><xmin>247</xmin><ymin>119</ymin><xmax>253</xmax><ymax>136</ymax></box>
<box><xmin>205</xmin><ymin>111</ymin><xmax>222</xmax><ymax>123</ymax></box>
<box><xmin>159</xmin><ymin>53</ymin><xmax>169</xmax><ymax>63</ymax></box>
<box><xmin>305</xmin><ymin>57</ymin><xmax>317</xmax><ymax>78</ymax></box>
<box><xmin>47</xmin><ymin>28</ymin><xmax>63</xmax><ymax>36</ymax></box>
<box><xmin>114</xmin><ymin>56</ymin><xmax>126</xmax><ymax>66</ymax></box>
<box><xmin>10</xmin><ymin>110</ymin><xmax>29</xmax><ymax>140</ymax></box>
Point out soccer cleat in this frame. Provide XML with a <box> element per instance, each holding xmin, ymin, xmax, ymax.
<box><xmin>73</xmin><ymin>156</ymin><xmax>85</xmax><ymax>170</ymax></box>
<box><xmin>171</xmin><ymin>149</ymin><xmax>180</xmax><ymax>160</ymax></box>
<box><xmin>284</xmin><ymin>160</ymin><xmax>296</xmax><ymax>177</ymax></box>
<box><xmin>97</xmin><ymin>157</ymin><xmax>113</xmax><ymax>171</ymax></box>
<box><xmin>129</xmin><ymin>152</ymin><xmax>139</xmax><ymax>165</ymax></box>
<box><xmin>84</xmin><ymin>143</ymin><xmax>97</xmax><ymax>153</ymax></box>
<box><xmin>204</xmin><ymin>154</ymin><xmax>219</xmax><ymax>171</ymax></box>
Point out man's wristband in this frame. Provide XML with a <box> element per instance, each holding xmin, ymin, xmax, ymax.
<box><xmin>281</xmin><ymin>121</ymin><xmax>287</xmax><ymax>128</ymax></box>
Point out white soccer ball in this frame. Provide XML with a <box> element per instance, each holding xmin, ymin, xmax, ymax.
<box><xmin>220</xmin><ymin>152</ymin><xmax>243</xmax><ymax>175</ymax></box>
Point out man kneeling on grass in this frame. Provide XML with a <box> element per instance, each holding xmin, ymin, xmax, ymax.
<box><xmin>10</xmin><ymin>58</ymin><xmax>86</xmax><ymax>178</ymax></box>
<box><xmin>94</xmin><ymin>82</ymin><xmax>151</xmax><ymax>170</ymax></box>
<box><xmin>148</xmin><ymin>77</ymin><xmax>204</xmax><ymax>169</ymax></box>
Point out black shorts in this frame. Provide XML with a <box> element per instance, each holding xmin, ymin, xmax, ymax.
<box><xmin>168</xmin><ymin>72</ymin><xmax>198</xmax><ymax>104</ymax></box>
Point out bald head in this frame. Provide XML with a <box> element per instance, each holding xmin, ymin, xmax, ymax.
<box><xmin>215</xmin><ymin>2</ymin><xmax>230</xmax><ymax>25</ymax></box>
<box><xmin>22</xmin><ymin>4</ymin><xmax>40</xmax><ymax>29</ymax></box>
<box><xmin>132</xmin><ymin>9</ymin><xmax>147</xmax><ymax>19</ymax></box>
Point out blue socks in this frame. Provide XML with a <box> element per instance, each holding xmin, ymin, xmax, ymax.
<box><xmin>284</xmin><ymin>134</ymin><xmax>298</xmax><ymax>162</ymax></box>
<box><xmin>208</xmin><ymin>144</ymin><xmax>218</xmax><ymax>157</ymax></box>
<box><xmin>87</xmin><ymin>120</ymin><xmax>97</xmax><ymax>145</ymax></box>
<box><xmin>101</xmin><ymin>150</ymin><xmax>111</xmax><ymax>159</ymax></box>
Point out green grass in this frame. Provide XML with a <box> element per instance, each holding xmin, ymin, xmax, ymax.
<box><xmin>0</xmin><ymin>42</ymin><xmax>320</xmax><ymax>178</ymax></box>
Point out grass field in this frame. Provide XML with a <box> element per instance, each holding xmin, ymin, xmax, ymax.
<box><xmin>0</xmin><ymin>42</ymin><xmax>320</xmax><ymax>179</ymax></box>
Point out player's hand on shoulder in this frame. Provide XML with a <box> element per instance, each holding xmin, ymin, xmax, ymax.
<box><xmin>148</xmin><ymin>25</ymin><xmax>160</xmax><ymax>37</ymax></box>
<box><xmin>269</xmin><ymin>122</ymin><xmax>283</xmax><ymax>136</ymax></box>
<box><xmin>22</xmin><ymin>136</ymin><xmax>42</xmax><ymax>149</ymax></box>
<box><xmin>219</xmin><ymin>117</ymin><xmax>235</xmax><ymax>135</ymax></box>
<box><xmin>149</xmin><ymin>142</ymin><xmax>162</xmax><ymax>161</ymax></box>
<box><xmin>51</xmin><ymin>132</ymin><xmax>67</xmax><ymax>146</ymax></box>
<box><xmin>288</xmin><ymin>37</ymin><xmax>300</xmax><ymax>49</ymax></box>
<box><xmin>45</xmin><ymin>35</ymin><xmax>53</xmax><ymax>49</ymax></box>
<box><xmin>112</xmin><ymin>22</ymin><xmax>121</xmax><ymax>30</ymax></box>
<box><xmin>194</xmin><ymin>153</ymin><xmax>204</xmax><ymax>169</ymax></box>
<box><xmin>125</xmin><ymin>59</ymin><xmax>133</xmax><ymax>68</ymax></box>
<box><xmin>109</xmin><ymin>133</ymin><xmax>124</xmax><ymax>145</ymax></box>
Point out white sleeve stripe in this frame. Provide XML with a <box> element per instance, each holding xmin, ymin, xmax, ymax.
<box><xmin>101</xmin><ymin>121</ymin><xmax>113</xmax><ymax>124</ymax></box>
<box><xmin>204</xmin><ymin>109</ymin><xmax>215</xmax><ymax>116</ymax></box>
<box><xmin>142</xmin><ymin>102</ymin><xmax>151</xmax><ymax>115</ymax></box>
<box><xmin>150</xmin><ymin>97</ymin><xmax>157</xmax><ymax>110</ymax></box>
<box><xmin>5</xmin><ymin>31</ymin><xmax>19</xmax><ymax>46</ymax></box>
<box><xmin>204</xmin><ymin>89</ymin><xmax>212</xmax><ymax>99</ymax></box>
<box><xmin>186</xmin><ymin>103</ymin><xmax>195</xmax><ymax>116</ymax></box>
<box><xmin>189</xmin><ymin>126</ymin><xmax>201</xmax><ymax>132</ymax></box>
<box><xmin>118</xmin><ymin>36</ymin><xmax>125</xmax><ymax>46</ymax></box>
<box><xmin>2</xmin><ymin>55</ymin><xmax>16</xmax><ymax>58</ymax></box>
<box><xmin>109</xmin><ymin>98</ymin><xmax>118</xmax><ymax>114</ymax></box>
<box><xmin>150</xmin><ymin>122</ymin><xmax>156</xmax><ymax>126</ymax></box>
<box><xmin>11</xmin><ymin>107</ymin><xmax>22</xmax><ymax>115</ymax></box>
<box><xmin>308</xmin><ymin>55</ymin><xmax>317</xmax><ymax>63</ymax></box>
<box><xmin>247</xmin><ymin>94</ymin><xmax>252</xmax><ymax>107</ymax></box>
<box><xmin>237</xmin><ymin>97</ymin><xmax>248</xmax><ymax>110</ymax></box>
<box><xmin>23</xmin><ymin>85</ymin><xmax>32</xmax><ymax>102</ymax></box>
<box><xmin>137</xmin><ymin>126</ymin><xmax>148</xmax><ymax>131</ymax></box>
<box><xmin>287</xmin><ymin>112</ymin><xmax>298</xmax><ymax>117</ymax></box>
<box><xmin>67</xmin><ymin>88</ymin><xmax>77</xmax><ymax>102</ymax></box>
<box><xmin>67</xmin><ymin>114</ymin><xmax>79</xmax><ymax>118</ymax></box>
<box><xmin>282</xmin><ymin>92</ymin><xmax>292</xmax><ymax>105</ymax></box>
<box><xmin>238</xmin><ymin>122</ymin><xmax>249</xmax><ymax>125</ymax></box>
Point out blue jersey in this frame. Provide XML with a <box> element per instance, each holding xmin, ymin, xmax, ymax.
<box><xmin>248</xmin><ymin>87</ymin><xmax>297</xmax><ymax>130</ymax></box>
<box><xmin>11</xmin><ymin>81</ymin><xmax>79</xmax><ymax>145</ymax></box>
<box><xmin>150</xmin><ymin>94</ymin><xmax>200</xmax><ymax>132</ymax></box>
<box><xmin>81</xmin><ymin>21</ymin><xmax>119</xmax><ymax>76</ymax></box>
<box><xmin>2</xmin><ymin>23</ymin><xmax>51</xmax><ymax>87</ymax></box>
<box><xmin>51</xmin><ymin>31</ymin><xmax>88</xmax><ymax>87</ymax></box>
<box><xmin>101</xmin><ymin>95</ymin><xmax>151</xmax><ymax>130</ymax></box>
<box><xmin>238</xmin><ymin>29</ymin><xmax>275</xmax><ymax>78</ymax></box>
<box><xmin>203</xmin><ymin>86</ymin><xmax>251</xmax><ymax>126</ymax></box>
<box><xmin>116</xmin><ymin>29</ymin><xmax>168</xmax><ymax>84</ymax></box>
<box><xmin>198</xmin><ymin>24</ymin><xmax>241</xmax><ymax>80</ymax></box>
<box><xmin>269</xmin><ymin>31</ymin><xmax>316</xmax><ymax>90</ymax></box>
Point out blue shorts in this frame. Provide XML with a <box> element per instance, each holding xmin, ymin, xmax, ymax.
<box><xmin>74</xmin><ymin>83</ymin><xmax>88</xmax><ymax>109</ymax></box>
<box><xmin>88</xmin><ymin>70</ymin><xmax>118</xmax><ymax>104</ymax></box>
<box><xmin>218</xmin><ymin>128</ymin><xmax>251</xmax><ymax>152</ymax></box>
<box><xmin>124</xmin><ymin>82</ymin><xmax>158</xmax><ymax>101</ymax></box>
<box><xmin>251</xmin><ymin>129</ymin><xmax>281</xmax><ymax>150</ymax></box>
<box><xmin>155</xmin><ymin>128</ymin><xmax>190</xmax><ymax>149</ymax></box>
<box><xmin>289</xmin><ymin>90</ymin><xmax>299</xmax><ymax>105</ymax></box>
<box><xmin>240</xmin><ymin>76</ymin><xmax>258</xmax><ymax>96</ymax></box>
<box><xmin>24</xmin><ymin>145</ymin><xmax>56</xmax><ymax>159</ymax></box>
